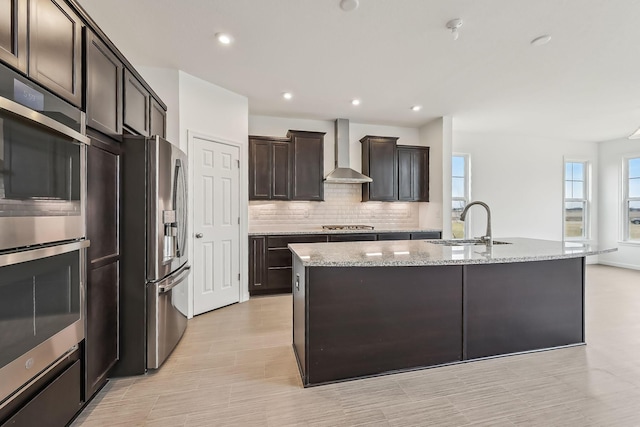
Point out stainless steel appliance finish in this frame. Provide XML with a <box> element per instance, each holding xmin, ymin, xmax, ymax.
<box><xmin>119</xmin><ymin>135</ymin><xmax>190</xmax><ymax>375</ymax></box>
<box><xmin>0</xmin><ymin>93</ymin><xmax>89</xmax><ymax>251</ymax></box>
<box><xmin>324</xmin><ymin>119</ymin><xmax>373</xmax><ymax>184</ymax></box>
<box><xmin>147</xmin><ymin>264</ymin><xmax>191</xmax><ymax>369</ymax></box>
<box><xmin>322</xmin><ymin>224</ymin><xmax>375</xmax><ymax>230</ymax></box>
<box><xmin>146</xmin><ymin>136</ymin><xmax>189</xmax><ymax>282</ymax></box>
<box><xmin>0</xmin><ymin>240</ymin><xmax>88</xmax><ymax>406</ymax></box>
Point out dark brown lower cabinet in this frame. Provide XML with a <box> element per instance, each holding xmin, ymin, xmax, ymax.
<box><xmin>328</xmin><ymin>233</ymin><xmax>377</xmax><ymax>242</ymax></box>
<box><xmin>248</xmin><ymin>236</ymin><xmax>266</xmax><ymax>292</ymax></box>
<box><xmin>249</xmin><ymin>232</ymin><xmax>441</xmax><ymax>295</ymax></box>
<box><xmin>85</xmin><ymin>132</ymin><xmax>121</xmax><ymax>399</ymax></box>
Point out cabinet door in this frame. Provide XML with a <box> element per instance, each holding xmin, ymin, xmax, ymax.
<box><xmin>414</xmin><ymin>147</ymin><xmax>429</xmax><ymax>202</ymax></box>
<box><xmin>0</xmin><ymin>0</ymin><xmax>27</xmax><ymax>72</ymax></box>
<box><xmin>289</xmin><ymin>131</ymin><xmax>324</xmax><ymax>201</ymax></box>
<box><xmin>249</xmin><ymin>236</ymin><xmax>266</xmax><ymax>292</ymax></box>
<box><xmin>271</xmin><ymin>141</ymin><xmax>290</xmax><ymax>199</ymax></box>
<box><xmin>150</xmin><ymin>97</ymin><xmax>166</xmax><ymax>138</ymax></box>
<box><xmin>398</xmin><ymin>146</ymin><xmax>429</xmax><ymax>202</ymax></box>
<box><xmin>85</xmin><ymin>135</ymin><xmax>121</xmax><ymax>399</ymax></box>
<box><xmin>86</xmin><ymin>31</ymin><xmax>123</xmax><ymax>139</ymax></box>
<box><xmin>361</xmin><ymin>136</ymin><xmax>398</xmax><ymax>201</ymax></box>
<box><xmin>28</xmin><ymin>0</ymin><xmax>83</xmax><ymax>107</ymax></box>
<box><xmin>249</xmin><ymin>139</ymin><xmax>272</xmax><ymax>200</ymax></box>
<box><xmin>123</xmin><ymin>69</ymin><xmax>150</xmax><ymax>136</ymax></box>
<box><xmin>397</xmin><ymin>147</ymin><xmax>414</xmax><ymax>201</ymax></box>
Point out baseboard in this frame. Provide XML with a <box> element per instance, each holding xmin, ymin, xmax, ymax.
<box><xmin>597</xmin><ymin>261</ymin><xmax>640</xmax><ymax>271</ymax></box>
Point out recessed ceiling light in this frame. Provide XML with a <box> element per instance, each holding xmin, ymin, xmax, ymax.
<box><xmin>351</xmin><ymin>99</ymin><xmax>361</xmax><ymax>106</ymax></box>
<box><xmin>215</xmin><ymin>32</ymin><xmax>233</xmax><ymax>45</ymax></box>
<box><xmin>282</xmin><ymin>92</ymin><xmax>293</xmax><ymax>100</ymax></box>
<box><xmin>530</xmin><ymin>35</ymin><xmax>551</xmax><ymax>46</ymax></box>
<box><xmin>340</xmin><ymin>0</ymin><xmax>359</xmax><ymax>11</ymax></box>
<box><xmin>365</xmin><ymin>252</ymin><xmax>382</xmax><ymax>256</ymax></box>
<box><xmin>411</xmin><ymin>105</ymin><xmax>422</xmax><ymax>112</ymax></box>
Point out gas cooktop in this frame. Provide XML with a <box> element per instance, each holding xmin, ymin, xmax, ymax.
<box><xmin>321</xmin><ymin>225</ymin><xmax>375</xmax><ymax>230</ymax></box>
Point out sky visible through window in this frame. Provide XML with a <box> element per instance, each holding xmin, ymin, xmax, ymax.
<box><xmin>452</xmin><ymin>156</ymin><xmax>465</xmax><ymax>199</ymax></box>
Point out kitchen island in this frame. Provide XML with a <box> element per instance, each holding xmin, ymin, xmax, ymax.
<box><xmin>289</xmin><ymin>238</ymin><xmax>616</xmax><ymax>386</ymax></box>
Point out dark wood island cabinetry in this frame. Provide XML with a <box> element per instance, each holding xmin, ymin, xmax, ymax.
<box><xmin>290</xmin><ymin>238</ymin><xmax>613</xmax><ymax>386</ymax></box>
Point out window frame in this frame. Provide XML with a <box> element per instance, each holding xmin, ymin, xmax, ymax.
<box><xmin>452</xmin><ymin>153</ymin><xmax>470</xmax><ymax>239</ymax></box>
<box><xmin>623</xmin><ymin>155</ymin><xmax>640</xmax><ymax>242</ymax></box>
<box><xmin>563</xmin><ymin>159</ymin><xmax>590</xmax><ymax>241</ymax></box>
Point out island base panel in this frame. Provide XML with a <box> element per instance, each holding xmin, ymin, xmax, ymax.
<box><xmin>306</xmin><ymin>266</ymin><xmax>463</xmax><ymax>385</ymax></box>
<box><xmin>465</xmin><ymin>258</ymin><xmax>584</xmax><ymax>360</ymax></box>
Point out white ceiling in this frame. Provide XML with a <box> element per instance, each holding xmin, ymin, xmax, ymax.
<box><xmin>77</xmin><ymin>0</ymin><xmax>640</xmax><ymax>142</ymax></box>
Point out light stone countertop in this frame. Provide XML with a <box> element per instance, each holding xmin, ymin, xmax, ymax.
<box><xmin>288</xmin><ymin>237</ymin><xmax>617</xmax><ymax>267</ymax></box>
<box><xmin>248</xmin><ymin>226</ymin><xmax>441</xmax><ymax>236</ymax></box>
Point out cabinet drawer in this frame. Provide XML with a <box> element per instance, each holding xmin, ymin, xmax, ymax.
<box><xmin>411</xmin><ymin>232</ymin><xmax>441</xmax><ymax>240</ymax></box>
<box><xmin>329</xmin><ymin>233</ymin><xmax>377</xmax><ymax>242</ymax></box>
<box><xmin>377</xmin><ymin>232</ymin><xmax>411</xmax><ymax>241</ymax></box>
<box><xmin>267</xmin><ymin>268</ymin><xmax>292</xmax><ymax>291</ymax></box>
<box><xmin>267</xmin><ymin>235</ymin><xmax>328</xmax><ymax>248</ymax></box>
<box><xmin>268</xmin><ymin>248</ymin><xmax>292</xmax><ymax>268</ymax></box>
<box><xmin>2</xmin><ymin>359</ymin><xmax>81</xmax><ymax>427</ymax></box>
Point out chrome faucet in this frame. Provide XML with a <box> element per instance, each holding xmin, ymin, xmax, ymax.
<box><xmin>460</xmin><ymin>201</ymin><xmax>493</xmax><ymax>246</ymax></box>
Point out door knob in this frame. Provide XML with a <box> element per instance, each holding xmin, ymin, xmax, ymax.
<box><xmin>195</xmin><ymin>233</ymin><xmax>203</xmax><ymax>238</ymax></box>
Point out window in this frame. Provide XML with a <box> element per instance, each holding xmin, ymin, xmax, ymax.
<box><xmin>452</xmin><ymin>154</ymin><xmax>469</xmax><ymax>238</ymax></box>
<box><xmin>625</xmin><ymin>156</ymin><xmax>640</xmax><ymax>241</ymax></box>
<box><xmin>564</xmin><ymin>161</ymin><xmax>589</xmax><ymax>239</ymax></box>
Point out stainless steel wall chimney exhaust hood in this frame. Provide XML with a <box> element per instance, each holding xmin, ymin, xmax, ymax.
<box><xmin>324</xmin><ymin>119</ymin><xmax>372</xmax><ymax>183</ymax></box>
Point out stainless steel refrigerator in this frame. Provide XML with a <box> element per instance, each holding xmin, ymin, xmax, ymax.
<box><xmin>114</xmin><ymin>135</ymin><xmax>190</xmax><ymax>376</ymax></box>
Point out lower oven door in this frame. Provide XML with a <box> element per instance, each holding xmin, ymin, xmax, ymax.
<box><xmin>0</xmin><ymin>240</ymin><xmax>88</xmax><ymax>406</ymax></box>
<box><xmin>147</xmin><ymin>264</ymin><xmax>190</xmax><ymax>369</ymax></box>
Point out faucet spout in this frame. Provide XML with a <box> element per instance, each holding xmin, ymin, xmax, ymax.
<box><xmin>460</xmin><ymin>201</ymin><xmax>492</xmax><ymax>246</ymax></box>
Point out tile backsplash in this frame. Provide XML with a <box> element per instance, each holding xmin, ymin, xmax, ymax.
<box><xmin>249</xmin><ymin>183</ymin><xmax>421</xmax><ymax>228</ymax></box>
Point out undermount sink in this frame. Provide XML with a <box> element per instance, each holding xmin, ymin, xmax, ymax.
<box><xmin>430</xmin><ymin>239</ymin><xmax>512</xmax><ymax>246</ymax></box>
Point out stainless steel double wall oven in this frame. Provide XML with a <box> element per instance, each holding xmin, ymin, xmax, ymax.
<box><xmin>0</xmin><ymin>63</ymin><xmax>89</xmax><ymax>407</ymax></box>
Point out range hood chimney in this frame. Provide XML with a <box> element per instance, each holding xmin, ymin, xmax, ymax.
<box><xmin>324</xmin><ymin>119</ymin><xmax>373</xmax><ymax>183</ymax></box>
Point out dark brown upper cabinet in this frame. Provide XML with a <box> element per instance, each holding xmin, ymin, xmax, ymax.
<box><xmin>249</xmin><ymin>136</ymin><xmax>291</xmax><ymax>200</ymax></box>
<box><xmin>288</xmin><ymin>130</ymin><xmax>325</xmax><ymax>201</ymax></box>
<box><xmin>398</xmin><ymin>146</ymin><xmax>429</xmax><ymax>202</ymax></box>
<box><xmin>361</xmin><ymin>135</ymin><xmax>398</xmax><ymax>201</ymax></box>
<box><xmin>86</xmin><ymin>30</ymin><xmax>123</xmax><ymax>139</ymax></box>
<box><xmin>123</xmin><ymin>69</ymin><xmax>151</xmax><ymax>136</ymax></box>
<box><xmin>150</xmin><ymin>97</ymin><xmax>166</xmax><ymax>138</ymax></box>
<box><xmin>28</xmin><ymin>0</ymin><xmax>83</xmax><ymax>107</ymax></box>
<box><xmin>0</xmin><ymin>0</ymin><xmax>27</xmax><ymax>73</ymax></box>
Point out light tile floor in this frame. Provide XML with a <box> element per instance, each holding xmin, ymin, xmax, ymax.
<box><xmin>73</xmin><ymin>265</ymin><xmax>640</xmax><ymax>426</ymax></box>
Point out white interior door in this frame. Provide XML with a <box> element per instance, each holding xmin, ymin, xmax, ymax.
<box><xmin>192</xmin><ymin>136</ymin><xmax>240</xmax><ymax>315</ymax></box>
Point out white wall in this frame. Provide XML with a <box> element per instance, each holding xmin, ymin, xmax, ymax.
<box><xmin>418</xmin><ymin>117</ymin><xmax>452</xmax><ymax>235</ymax></box>
<box><xmin>454</xmin><ymin>132</ymin><xmax>599</xmax><ymax>243</ymax></box>
<box><xmin>598</xmin><ymin>138</ymin><xmax>640</xmax><ymax>270</ymax></box>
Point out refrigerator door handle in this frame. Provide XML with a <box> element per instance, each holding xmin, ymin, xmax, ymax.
<box><xmin>158</xmin><ymin>264</ymin><xmax>191</xmax><ymax>293</ymax></box>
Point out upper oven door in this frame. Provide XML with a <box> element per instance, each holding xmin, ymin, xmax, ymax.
<box><xmin>147</xmin><ymin>136</ymin><xmax>188</xmax><ymax>281</ymax></box>
<box><xmin>0</xmin><ymin>98</ymin><xmax>89</xmax><ymax>251</ymax></box>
